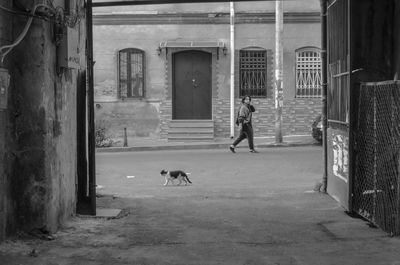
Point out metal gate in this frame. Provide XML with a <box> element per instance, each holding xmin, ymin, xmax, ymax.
<box><xmin>354</xmin><ymin>81</ymin><xmax>400</xmax><ymax>236</ymax></box>
<box><xmin>326</xmin><ymin>0</ymin><xmax>351</xmax><ymax>209</ymax></box>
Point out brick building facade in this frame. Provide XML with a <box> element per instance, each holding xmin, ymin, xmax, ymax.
<box><xmin>92</xmin><ymin>0</ymin><xmax>322</xmax><ymax>143</ymax></box>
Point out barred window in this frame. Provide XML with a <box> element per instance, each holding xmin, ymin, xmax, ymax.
<box><xmin>118</xmin><ymin>48</ymin><xmax>145</xmax><ymax>98</ymax></box>
<box><xmin>295</xmin><ymin>47</ymin><xmax>322</xmax><ymax>98</ymax></box>
<box><xmin>239</xmin><ymin>48</ymin><xmax>267</xmax><ymax>97</ymax></box>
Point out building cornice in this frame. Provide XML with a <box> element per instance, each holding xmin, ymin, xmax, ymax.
<box><xmin>93</xmin><ymin>12</ymin><xmax>321</xmax><ymax>25</ymax></box>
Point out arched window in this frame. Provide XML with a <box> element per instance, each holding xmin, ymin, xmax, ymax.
<box><xmin>295</xmin><ymin>47</ymin><xmax>322</xmax><ymax>98</ymax></box>
<box><xmin>118</xmin><ymin>48</ymin><xmax>145</xmax><ymax>98</ymax></box>
<box><xmin>239</xmin><ymin>47</ymin><xmax>267</xmax><ymax>97</ymax></box>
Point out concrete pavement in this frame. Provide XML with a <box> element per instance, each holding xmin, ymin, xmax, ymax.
<box><xmin>2</xmin><ymin>147</ymin><xmax>400</xmax><ymax>265</ymax></box>
<box><xmin>96</xmin><ymin>135</ymin><xmax>320</xmax><ymax>152</ymax></box>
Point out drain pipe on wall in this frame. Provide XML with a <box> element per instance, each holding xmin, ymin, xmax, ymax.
<box><xmin>230</xmin><ymin>1</ymin><xmax>235</xmax><ymax>138</ymax></box>
<box><xmin>320</xmin><ymin>0</ymin><xmax>328</xmax><ymax>193</ymax></box>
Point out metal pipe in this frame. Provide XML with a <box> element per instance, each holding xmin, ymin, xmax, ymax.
<box><xmin>230</xmin><ymin>1</ymin><xmax>235</xmax><ymax>138</ymax></box>
<box><xmin>347</xmin><ymin>0</ymin><xmax>353</xmax><ymax>212</ymax></box>
<box><xmin>123</xmin><ymin>128</ymin><xmax>128</xmax><ymax>147</ymax></box>
<box><xmin>320</xmin><ymin>0</ymin><xmax>328</xmax><ymax>193</ymax></box>
<box><xmin>274</xmin><ymin>0</ymin><xmax>283</xmax><ymax>143</ymax></box>
<box><xmin>86</xmin><ymin>0</ymin><xmax>96</xmax><ymax>215</ymax></box>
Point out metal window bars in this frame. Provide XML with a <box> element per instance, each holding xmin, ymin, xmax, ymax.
<box><xmin>239</xmin><ymin>50</ymin><xmax>267</xmax><ymax>97</ymax></box>
<box><xmin>118</xmin><ymin>49</ymin><xmax>144</xmax><ymax>98</ymax></box>
<box><xmin>295</xmin><ymin>49</ymin><xmax>322</xmax><ymax>98</ymax></box>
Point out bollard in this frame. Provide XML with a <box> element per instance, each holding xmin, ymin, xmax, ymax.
<box><xmin>123</xmin><ymin>128</ymin><xmax>128</xmax><ymax>147</ymax></box>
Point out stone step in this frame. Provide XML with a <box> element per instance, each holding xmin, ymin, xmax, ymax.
<box><xmin>169</xmin><ymin>120</ymin><xmax>214</xmax><ymax>128</ymax></box>
<box><xmin>167</xmin><ymin>134</ymin><xmax>215</xmax><ymax>141</ymax></box>
<box><xmin>168</xmin><ymin>120</ymin><xmax>214</xmax><ymax>141</ymax></box>
<box><xmin>170</xmin><ymin>119</ymin><xmax>213</xmax><ymax>123</ymax></box>
<box><xmin>169</xmin><ymin>127</ymin><xmax>214</xmax><ymax>133</ymax></box>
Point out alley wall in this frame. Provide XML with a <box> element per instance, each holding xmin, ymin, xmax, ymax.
<box><xmin>0</xmin><ymin>0</ymin><xmax>86</xmax><ymax>239</ymax></box>
<box><xmin>0</xmin><ymin>0</ymin><xmax>12</xmax><ymax>243</ymax></box>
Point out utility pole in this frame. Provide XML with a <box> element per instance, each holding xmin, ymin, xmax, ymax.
<box><xmin>275</xmin><ymin>0</ymin><xmax>283</xmax><ymax>143</ymax></box>
<box><xmin>230</xmin><ymin>1</ymin><xmax>235</xmax><ymax>139</ymax></box>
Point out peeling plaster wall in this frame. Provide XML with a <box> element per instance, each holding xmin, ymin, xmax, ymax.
<box><xmin>95</xmin><ymin>100</ymin><xmax>160</xmax><ymax>143</ymax></box>
<box><xmin>1</xmin><ymin>0</ymin><xmax>86</xmax><ymax>236</ymax></box>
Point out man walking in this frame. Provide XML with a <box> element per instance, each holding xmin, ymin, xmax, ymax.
<box><xmin>230</xmin><ymin>95</ymin><xmax>258</xmax><ymax>153</ymax></box>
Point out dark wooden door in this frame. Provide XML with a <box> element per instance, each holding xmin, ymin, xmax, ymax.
<box><xmin>173</xmin><ymin>50</ymin><xmax>212</xmax><ymax>119</ymax></box>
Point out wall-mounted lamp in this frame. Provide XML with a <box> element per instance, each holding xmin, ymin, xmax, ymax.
<box><xmin>222</xmin><ymin>45</ymin><xmax>227</xmax><ymax>56</ymax></box>
<box><xmin>156</xmin><ymin>46</ymin><xmax>162</xmax><ymax>56</ymax></box>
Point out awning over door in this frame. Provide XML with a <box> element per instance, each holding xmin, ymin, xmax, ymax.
<box><xmin>157</xmin><ymin>41</ymin><xmax>226</xmax><ymax>59</ymax></box>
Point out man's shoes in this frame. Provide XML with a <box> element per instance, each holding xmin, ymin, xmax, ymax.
<box><xmin>249</xmin><ymin>149</ymin><xmax>258</xmax><ymax>153</ymax></box>
<box><xmin>229</xmin><ymin>145</ymin><xmax>236</xmax><ymax>153</ymax></box>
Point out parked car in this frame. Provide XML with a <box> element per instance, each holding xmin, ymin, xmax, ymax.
<box><xmin>311</xmin><ymin>115</ymin><xmax>322</xmax><ymax>143</ymax></box>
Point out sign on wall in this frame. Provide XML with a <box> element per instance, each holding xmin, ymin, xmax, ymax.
<box><xmin>332</xmin><ymin>132</ymin><xmax>349</xmax><ymax>183</ymax></box>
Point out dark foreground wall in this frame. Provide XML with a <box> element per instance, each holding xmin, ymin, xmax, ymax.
<box><xmin>0</xmin><ymin>0</ymin><xmax>86</xmax><ymax>239</ymax></box>
<box><xmin>395</xmin><ymin>1</ymin><xmax>400</xmax><ymax>79</ymax></box>
<box><xmin>0</xmin><ymin>0</ymin><xmax>13</xmax><ymax>242</ymax></box>
<box><xmin>351</xmin><ymin>0</ymin><xmax>399</xmax><ymax>82</ymax></box>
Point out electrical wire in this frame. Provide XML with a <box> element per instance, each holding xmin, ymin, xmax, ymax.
<box><xmin>0</xmin><ymin>4</ymin><xmax>27</xmax><ymax>16</ymax></box>
<box><xmin>0</xmin><ymin>4</ymin><xmax>51</xmax><ymax>20</ymax></box>
<box><xmin>0</xmin><ymin>4</ymin><xmax>56</xmax><ymax>65</ymax></box>
<box><xmin>0</xmin><ymin>1</ymin><xmax>85</xmax><ymax>65</ymax></box>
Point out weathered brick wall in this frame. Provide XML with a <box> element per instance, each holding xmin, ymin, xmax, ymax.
<box><xmin>93</xmin><ymin>5</ymin><xmax>321</xmax><ymax>142</ymax></box>
<box><xmin>160</xmin><ymin>100</ymin><xmax>172</xmax><ymax>139</ymax></box>
<box><xmin>93</xmin><ymin>0</ymin><xmax>321</xmax><ymax>14</ymax></box>
<box><xmin>214</xmin><ymin>98</ymin><xmax>322</xmax><ymax>138</ymax></box>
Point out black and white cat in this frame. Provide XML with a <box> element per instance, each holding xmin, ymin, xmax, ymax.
<box><xmin>160</xmin><ymin>170</ymin><xmax>192</xmax><ymax>186</ymax></box>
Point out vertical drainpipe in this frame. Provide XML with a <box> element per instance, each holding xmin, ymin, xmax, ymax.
<box><xmin>274</xmin><ymin>0</ymin><xmax>283</xmax><ymax>143</ymax></box>
<box><xmin>347</xmin><ymin>0</ymin><xmax>353</xmax><ymax>212</ymax></box>
<box><xmin>230</xmin><ymin>2</ymin><xmax>235</xmax><ymax>138</ymax></box>
<box><xmin>320</xmin><ymin>0</ymin><xmax>328</xmax><ymax>193</ymax></box>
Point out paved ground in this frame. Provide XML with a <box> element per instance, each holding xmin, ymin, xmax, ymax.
<box><xmin>96</xmin><ymin>135</ymin><xmax>319</xmax><ymax>152</ymax></box>
<box><xmin>1</xmin><ymin>146</ymin><xmax>400</xmax><ymax>265</ymax></box>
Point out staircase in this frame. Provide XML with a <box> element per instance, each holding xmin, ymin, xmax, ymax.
<box><xmin>168</xmin><ymin>120</ymin><xmax>214</xmax><ymax>141</ymax></box>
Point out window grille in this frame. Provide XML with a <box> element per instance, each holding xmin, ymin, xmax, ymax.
<box><xmin>118</xmin><ymin>48</ymin><xmax>144</xmax><ymax>98</ymax></box>
<box><xmin>239</xmin><ymin>49</ymin><xmax>267</xmax><ymax>97</ymax></box>
<box><xmin>295</xmin><ymin>48</ymin><xmax>322</xmax><ymax>98</ymax></box>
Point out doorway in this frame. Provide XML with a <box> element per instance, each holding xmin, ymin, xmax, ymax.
<box><xmin>172</xmin><ymin>50</ymin><xmax>212</xmax><ymax>120</ymax></box>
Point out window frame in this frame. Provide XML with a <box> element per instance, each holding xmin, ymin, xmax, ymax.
<box><xmin>117</xmin><ymin>48</ymin><xmax>145</xmax><ymax>99</ymax></box>
<box><xmin>239</xmin><ymin>47</ymin><xmax>268</xmax><ymax>98</ymax></box>
<box><xmin>295</xmin><ymin>46</ymin><xmax>322</xmax><ymax>98</ymax></box>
